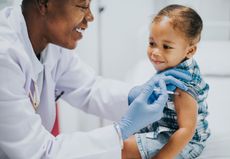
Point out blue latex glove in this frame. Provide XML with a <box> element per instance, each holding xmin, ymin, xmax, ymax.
<box><xmin>128</xmin><ymin>68</ymin><xmax>191</xmax><ymax>105</ymax></box>
<box><xmin>118</xmin><ymin>79</ymin><xmax>168</xmax><ymax>140</ymax></box>
<box><xmin>158</xmin><ymin>68</ymin><xmax>192</xmax><ymax>92</ymax></box>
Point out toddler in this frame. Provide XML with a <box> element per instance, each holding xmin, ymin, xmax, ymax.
<box><xmin>135</xmin><ymin>4</ymin><xmax>210</xmax><ymax>159</ymax></box>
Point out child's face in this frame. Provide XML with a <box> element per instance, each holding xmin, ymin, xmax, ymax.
<box><xmin>147</xmin><ymin>17</ymin><xmax>195</xmax><ymax>71</ymax></box>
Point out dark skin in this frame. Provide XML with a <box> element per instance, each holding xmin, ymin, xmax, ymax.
<box><xmin>22</xmin><ymin>0</ymin><xmax>94</xmax><ymax>55</ymax></box>
<box><xmin>22</xmin><ymin>0</ymin><xmax>141</xmax><ymax>158</ymax></box>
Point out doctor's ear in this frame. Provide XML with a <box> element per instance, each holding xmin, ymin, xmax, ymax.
<box><xmin>35</xmin><ymin>0</ymin><xmax>49</xmax><ymax>15</ymax></box>
<box><xmin>186</xmin><ymin>45</ymin><xmax>197</xmax><ymax>59</ymax></box>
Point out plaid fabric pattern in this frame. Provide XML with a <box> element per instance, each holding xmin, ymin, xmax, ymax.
<box><xmin>139</xmin><ymin>58</ymin><xmax>210</xmax><ymax>157</ymax></box>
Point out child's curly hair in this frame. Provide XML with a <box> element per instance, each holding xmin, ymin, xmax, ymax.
<box><xmin>153</xmin><ymin>4</ymin><xmax>203</xmax><ymax>44</ymax></box>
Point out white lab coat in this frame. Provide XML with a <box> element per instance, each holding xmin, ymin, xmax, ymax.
<box><xmin>0</xmin><ymin>6</ymin><xmax>131</xmax><ymax>159</ymax></box>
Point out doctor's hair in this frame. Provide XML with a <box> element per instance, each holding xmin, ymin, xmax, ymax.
<box><xmin>22</xmin><ymin>0</ymin><xmax>49</xmax><ymax>8</ymax></box>
<box><xmin>153</xmin><ymin>4</ymin><xmax>203</xmax><ymax>44</ymax></box>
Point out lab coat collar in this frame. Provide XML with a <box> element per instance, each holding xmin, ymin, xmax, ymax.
<box><xmin>9</xmin><ymin>6</ymin><xmax>43</xmax><ymax>81</ymax></box>
<box><xmin>10</xmin><ymin>7</ymin><xmax>61</xmax><ymax>81</ymax></box>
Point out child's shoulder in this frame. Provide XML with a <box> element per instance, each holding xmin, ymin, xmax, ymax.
<box><xmin>174</xmin><ymin>58</ymin><xmax>209</xmax><ymax>101</ymax></box>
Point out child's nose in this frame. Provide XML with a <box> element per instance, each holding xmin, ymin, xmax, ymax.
<box><xmin>151</xmin><ymin>48</ymin><xmax>161</xmax><ymax>56</ymax></box>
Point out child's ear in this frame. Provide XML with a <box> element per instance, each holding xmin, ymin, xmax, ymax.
<box><xmin>186</xmin><ymin>45</ymin><xmax>197</xmax><ymax>58</ymax></box>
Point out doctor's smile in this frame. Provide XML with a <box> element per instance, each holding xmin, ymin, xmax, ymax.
<box><xmin>74</xmin><ymin>27</ymin><xmax>84</xmax><ymax>40</ymax></box>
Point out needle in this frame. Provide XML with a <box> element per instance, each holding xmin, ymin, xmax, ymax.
<box><xmin>153</xmin><ymin>88</ymin><xmax>179</xmax><ymax>95</ymax></box>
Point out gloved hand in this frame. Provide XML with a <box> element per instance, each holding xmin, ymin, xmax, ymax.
<box><xmin>128</xmin><ymin>68</ymin><xmax>191</xmax><ymax>105</ymax></box>
<box><xmin>159</xmin><ymin>68</ymin><xmax>191</xmax><ymax>92</ymax></box>
<box><xmin>118</xmin><ymin>79</ymin><xmax>168</xmax><ymax>140</ymax></box>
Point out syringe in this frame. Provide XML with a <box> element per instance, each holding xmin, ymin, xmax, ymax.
<box><xmin>153</xmin><ymin>88</ymin><xmax>179</xmax><ymax>95</ymax></box>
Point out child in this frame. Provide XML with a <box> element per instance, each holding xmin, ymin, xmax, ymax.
<box><xmin>131</xmin><ymin>4</ymin><xmax>210</xmax><ymax>159</ymax></box>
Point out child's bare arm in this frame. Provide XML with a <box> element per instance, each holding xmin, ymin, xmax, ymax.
<box><xmin>122</xmin><ymin>135</ymin><xmax>141</xmax><ymax>159</ymax></box>
<box><xmin>152</xmin><ymin>88</ymin><xmax>197</xmax><ymax>159</ymax></box>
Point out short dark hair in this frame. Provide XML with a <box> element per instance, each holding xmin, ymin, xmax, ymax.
<box><xmin>22</xmin><ymin>0</ymin><xmax>32</xmax><ymax>6</ymax></box>
<box><xmin>22</xmin><ymin>0</ymin><xmax>49</xmax><ymax>7</ymax></box>
<box><xmin>153</xmin><ymin>4</ymin><xmax>203</xmax><ymax>43</ymax></box>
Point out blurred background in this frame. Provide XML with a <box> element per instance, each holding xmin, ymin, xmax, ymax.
<box><xmin>1</xmin><ymin>0</ymin><xmax>230</xmax><ymax>134</ymax></box>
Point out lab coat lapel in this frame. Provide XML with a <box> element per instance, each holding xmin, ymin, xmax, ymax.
<box><xmin>10</xmin><ymin>6</ymin><xmax>43</xmax><ymax>81</ymax></box>
<box><xmin>36</xmin><ymin>64</ymin><xmax>56</xmax><ymax>131</ymax></box>
<box><xmin>9</xmin><ymin>7</ymin><xmax>58</xmax><ymax>131</ymax></box>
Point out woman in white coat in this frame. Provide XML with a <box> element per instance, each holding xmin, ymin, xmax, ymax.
<box><xmin>0</xmin><ymin>0</ymin><xmax>190</xmax><ymax>158</ymax></box>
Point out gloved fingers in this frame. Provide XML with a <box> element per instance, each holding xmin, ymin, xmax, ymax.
<box><xmin>128</xmin><ymin>85</ymin><xmax>143</xmax><ymax>105</ymax></box>
<box><xmin>138</xmin><ymin>81</ymin><xmax>156</xmax><ymax>102</ymax></box>
<box><xmin>147</xmin><ymin>92</ymin><xmax>157</xmax><ymax>104</ymax></box>
<box><xmin>163</xmin><ymin>76</ymin><xmax>188</xmax><ymax>91</ymax></box>
<box><xmin>152</xmin><ymin>80</ymin><xmax>168</xmax><ymax>106</ymax></box>
<box><xmin>161</xmin><ymin>69</ymin><xmax>192</xmax><ymax>81</ymax></box>
<box><xmin>166</xmin><ymin>84</ymin><xmax>176</xmax><ymax>92</ymax></box>
<box><xmin>158</xmin><ymin>79</ymin><xmax>167</xmax><ymax>94</ymax></box>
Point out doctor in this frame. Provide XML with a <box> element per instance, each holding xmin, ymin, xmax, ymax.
<box><xmin>0</xmin><ymin>0</ymin><xmax>190</xmax><ymax>158</ymax></box>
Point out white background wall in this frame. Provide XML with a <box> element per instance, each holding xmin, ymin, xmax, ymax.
<box><xmin>1</xmin><ymin>0</ymin><xmax>230</xmax><ymax>133</ymax></box>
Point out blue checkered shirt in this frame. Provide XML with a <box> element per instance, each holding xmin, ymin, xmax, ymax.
<box><xmin>140</xmin><ymin>58</ymin><xmax>210</xmax><ymax>144</ymax></box>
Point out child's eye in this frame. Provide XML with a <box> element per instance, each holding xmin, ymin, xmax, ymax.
<box><xmin>163</xmin><ymin>44</ymin><xmax>172</xmax><ymax>49</ymax></box>
<box><xmin>149</xmin><ymin>42</ymin><xmax>157</xmax><ymax>47</ymax></box>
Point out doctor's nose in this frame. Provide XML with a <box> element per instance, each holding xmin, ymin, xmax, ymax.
<box><xmin>85</xmin><ymin>9</ymin><xmax>94</xmax><ymax>22</ymax></box>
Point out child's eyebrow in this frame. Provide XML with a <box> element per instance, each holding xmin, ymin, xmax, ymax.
<box><xmin>149</xmin><ymin>37</ymin><xmax>154</xmax><ymax>41</ymax></box>
<box><xmin>163</xmin><ymin>40</ymin><xmax>175</xmax><ymax>44</ymax></box>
